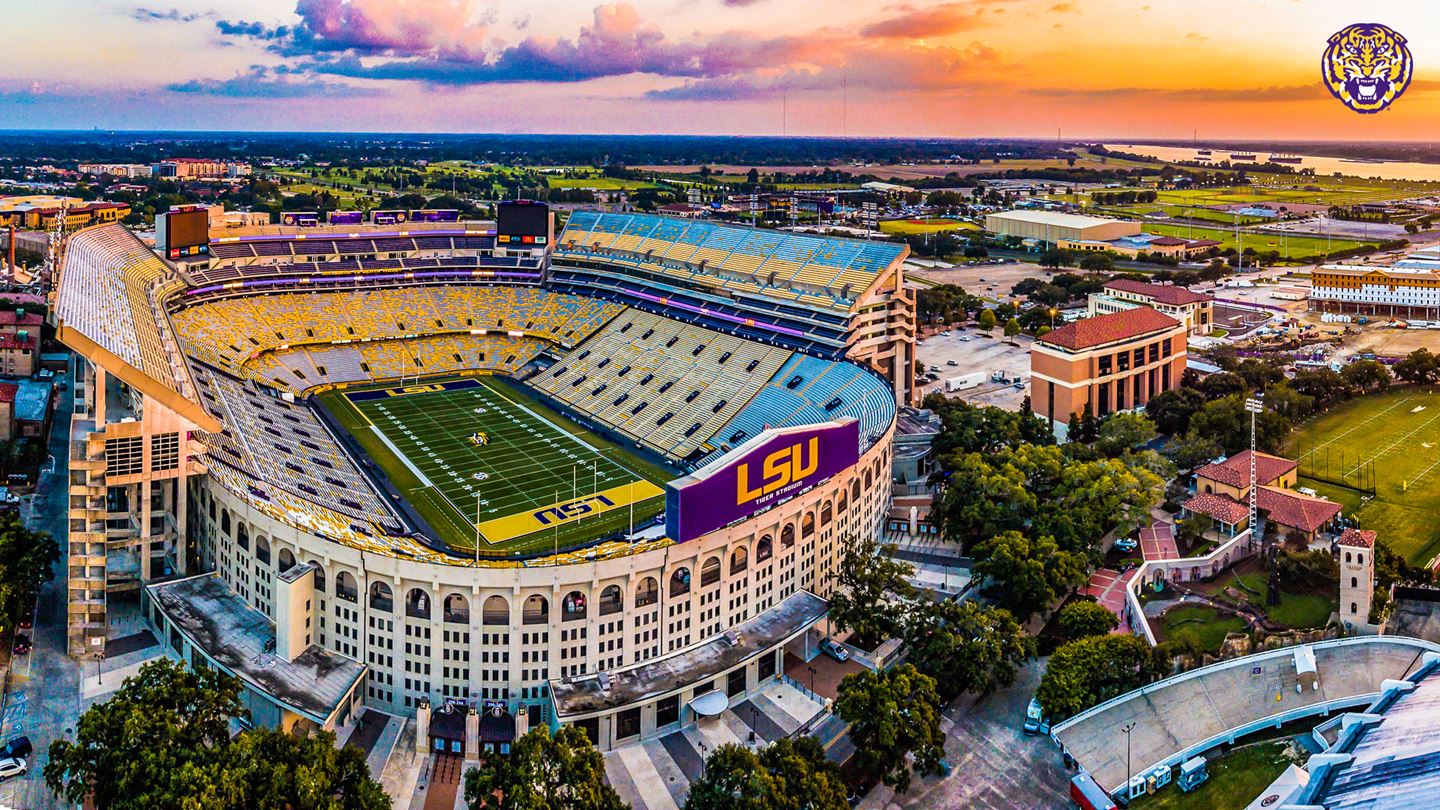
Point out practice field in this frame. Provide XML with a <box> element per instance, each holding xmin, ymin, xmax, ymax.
<box><xmin>879</xmin><ymin>218</ymin><xmax>980</xmax><ymax>235</ymax></box>
<box><xmin>320</xmin><ymin>377</ymin><xmax>673</xmax><ymax>557</ymax></box>
<box><xmin>1286</xmin><ymin>388</ymin><xmax>1440</xmax><ymax>567</ymax></box>
<box><xmin>1141</xmin><ymin>222</ymin><xmax>1376</xmax><ymax>258</ymax></box>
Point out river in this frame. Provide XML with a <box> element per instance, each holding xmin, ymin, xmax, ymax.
<box><xmin>1101</xmin><ymin>143</ymin><xmax>1440</xmax><ymax>184</ymax></box>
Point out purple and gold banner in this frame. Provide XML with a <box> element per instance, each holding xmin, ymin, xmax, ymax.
<box><xmin>666</xmin><ymin>420</ymin><xmax>859</xmax><ymax>543</ymax></box>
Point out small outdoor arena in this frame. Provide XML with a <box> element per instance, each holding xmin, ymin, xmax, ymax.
<box><xmin>1287</xmin><ymin>388</ymin><xmax>1440</xmax><ymax>568</ymax></box>
<box><xmin>321</xmin><ymin>376</ymin><xmax>671</xmax><ymax>557</ymax></box>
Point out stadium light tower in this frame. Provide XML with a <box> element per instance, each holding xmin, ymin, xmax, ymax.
<box><xmin>1246</xmin><ymin>395</ymin><xmax>1264</xmax><ymax>550</ymax></box>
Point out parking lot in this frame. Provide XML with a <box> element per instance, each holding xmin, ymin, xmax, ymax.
<box><xmin>909</xmin><ymin>260</ymin><xmax>1050</xmax><ymax>305</ymax></box>
<box><xmin>916</xmin><ymin>330</ymin><xmax>1034</xmax><ymax>410</ymax></box>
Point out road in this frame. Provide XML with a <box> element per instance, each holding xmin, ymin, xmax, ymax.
<box><xmin>0</xmin><ymin>366</ymin><xmax>79</xmax><ymax>809</ymax></box>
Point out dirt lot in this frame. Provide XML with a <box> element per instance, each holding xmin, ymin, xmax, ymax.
<box><xmin>916</xmin><ymin>331</ymin><xmax>1034</xmax><ymax>410</ymax></box>
<box><xmin>910</xmin><ymin>260</ymin><xmax>1052</xmax><ymax>303</ymax></box>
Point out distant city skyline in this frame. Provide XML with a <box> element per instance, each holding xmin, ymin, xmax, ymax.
<box><xmin>4</xmin><ymin>0</ymin><xmax>1438</xmax><ymax>138</ymax></box>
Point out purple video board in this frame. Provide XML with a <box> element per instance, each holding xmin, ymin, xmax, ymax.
<box><xmin>665</xmin><ymin>420</ymin><xmax>859</xmax><ymax>543</ymax></box>
<box><xmin>327</xmin><ymin>211</ymin><xmax>363</xmax><ymax>225</ymax></box>
<box><xmin>409</xmin><ymin>209</ymin><xmax>460</xmax><ymax>223</ymax></box>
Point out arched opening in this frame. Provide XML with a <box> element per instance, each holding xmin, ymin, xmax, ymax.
<box><xmin>562</xmin><ymin>590</ymin><xmax>587</xmax><ymax>621</ymax></box>
<box><xmin>254</xmin><ymin>535</ymin><xmax>271</xmax><ymax>565</ymax></box>
<box><xmin>310</xmin><ymin>562</ymin><xmax>326</xmax><ymax>592</ymax></box>
<box><xmin>221</xmin><ymin>510</ymin><xmax>231</xmax><ymax>537</ymax></box>
<box><xmin>1345</xmin><ymin>552</ymin><xmax>1352</xmax><ymax>564</ymax></box>
<box><xmin>599</xmin><ymin>585</ymin><xmax>623</xmax><ymax>616</ymax></box>
<box><xmin>821</xmin><ymin>501</ymin><xmax>833</xmax><ymax>526</ymax></box>
<box><xmin>781</xmin><ymin>524</ymin><xmax>796</xmax><ymax>548</ymax></box>
<box><xmin>864</xmin><ymin>470</ymin><xmax>873</xmax><ymax>490</ymax></box>
<box><xmin>802</xmin><ymin>512</ymin><xmax>815</xmax><ymax>538</ymax></box>
<box><xmin>756</xmin><ymin>535</ymin><xmax>773</xmax><ymax>563</ymax></box>
<box><xmin>635</xmin><ymin>577</ymin><xmax>658</xmax><ymax>608</ymax></box>
<box><xmin>278</xmin><ymin>548</ymin><xmax>295</xmax><ymax>572</ymax></box>
<box><xmin>670</xmin><ymin>568</ymin><xmax>691</xmax><ymax>597</ymax></box>
<box><xmin>1357</xmin><ymin>553</ymin><xmax>1365</xmax><ymax>565</ymax></box>
<box><xmin>335</xmin><ymin>571</ymin><xmax>358</xmax><ymax>603</ymax></box>
<box><xmin>1351</xmin><ymin>602</ymin><xmax>1358</xmax><ymax>614</ymax></box>
<box><xmin>700</xmin><ymin>556</ymin><xmax>721</xmax><ymax>587</ymax></box>
<box><xmin>1351</xmin><ymin>577</ymin><xmax>1358</xmax><ymax>589</ymax></box>
<box><xmin>406</xmin><ymin>588</ymin><xmax>431</xmax><ymax>619</ymax></box>
<box><xmin>730</xmin><ymin>547</ymin><xmax>748</xmax><ymax>575</ymax></box>
<box><xmin>369</xmin><ymin>582</ymin><xmax>393</xmax><ymax>612</ymax></box>
<box><xmin>851</xmin><ymin>481</ymin><xmax>861</xmax><ymax>502</ymax></box>
<box><xmin>483</xmin><ymin>595</ymin><xmax>509</xmax><ymax>625</ymax></box>
<box><xmin>444</xmin><ymin>594</ymin><xmax>469</xmax><ymax>624</ymax></box>
<box><xmin>522</xmin><ymin>594</ymin><xmax>549</xmax><ymax>625</ymax></box>
<box><xmin>236</xmin><ymin>522</ymin><xmax>249</xmax><ymax>551</ymax></box>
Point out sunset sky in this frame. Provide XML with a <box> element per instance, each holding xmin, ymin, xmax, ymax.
<box><xmin>3</xmin><ymin>0</ymin><xmax>1437</xmax><ymax>138</ymax></box>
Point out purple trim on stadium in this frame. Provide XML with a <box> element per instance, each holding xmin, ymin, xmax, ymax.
<box><xmin>186</xmin><ymin>270</ymin><xmax>542</xmax><ymax>296</ymax></box>
<box><xmin>213</xmin><ymin>228</ymin><xmax>496</xmax><ymax>244</ymax></box>
<box><xmin>621</xmin><ymin>287</ymin><xmax>809</xmax><ymax>338</ymax></box>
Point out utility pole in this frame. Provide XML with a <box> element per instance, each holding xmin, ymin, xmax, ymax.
<box><xmin>1122</xmin><ymin>722</ymin><xmax>1136</xmax><ymax>801</ymax></box>
<box><xmin>1246</xmin><ymin>395</ymin><xmax>1264</xmax><ymax>552</ymax></box>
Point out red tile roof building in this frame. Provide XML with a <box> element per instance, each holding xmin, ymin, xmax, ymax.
<box><xmin>1094</xmin><ymin>279</ymin><xmax>1214</xmax><ymax>335</ymax></box>
<box><xmin>1030</xmin><ymin>307</ymin><xmax>1187</xmax><ymax>433</ymax></box>
<box><xmin>1195</xmin><ymin>450</ymin><xmax>1298</xmax><ymax>492</ymax></box>
<box><xmin>1337</xmin><ymin>528</ymin><xmax>1377</xmax><ymax>549</ymax></box>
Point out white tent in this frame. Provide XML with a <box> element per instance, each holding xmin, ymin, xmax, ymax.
<box><xmin>1294</xmin><ymin>645</ymin><xmax>1319</xmax><ymax>692</ymax></box>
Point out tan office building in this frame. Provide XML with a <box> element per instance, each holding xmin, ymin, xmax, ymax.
<box><xmin>1031</xmin><ymin>307</ymin><xmax>1187</xmax><ymax>431</ymax></box>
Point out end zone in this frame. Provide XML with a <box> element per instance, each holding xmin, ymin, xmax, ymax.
<box><xmin>476</xmin><ymin>481</ymin><xmax>664</xmax><ymax>544</ymax></box>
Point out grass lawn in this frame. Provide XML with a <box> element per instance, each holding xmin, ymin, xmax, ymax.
<box><xmin>1286</xmin><ymin>388</ymin><xmax>1440</xmax><ymax>566</ymax></box>
<box><xmin>1210</xmin><ymin>571</ymin><xmax>1335</xmax><ymax>630</ymax></box>
<box><xmin>878</xmin><ymin>218</ymin><xmax>980</xmax><ymax>235</ymax></box>
<box><xmin>547</xmin><ymin>177</ymin><xmax>662</xmax><ymax>190</ymax></box>
<box><xmin>1141</xmin><ymin>222</ymin><xmax>1376</xmax><ymax>257</ymax></box>
<box><xmin>1160</xmin><ymin>605</ymin><xmax>1247</xmax><ymax>653</ymax></box>
<box><xmin>318</xmin><ymin>376</ymin><xmax>673</xmax><ymax>557</ymax></box>
<box><xmin>1131</xmin><ymin>741</ymin><xmax>1301</xmax><ymax>810</ymax></box>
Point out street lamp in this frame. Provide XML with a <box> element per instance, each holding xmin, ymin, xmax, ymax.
<box><xmin>1245</xmin><ymin>395</ymin><xmax>1264</xmax><ymax>550</ymax></box>
<box><xmin>808</xmin><ymin>665</ymin><xmax>818</xmax><ymax>698</ymax></box>
<box><xmin>1121</xmin><ymin>721</ymin><xmax>1136</xmax><ymax>801</ymax></box>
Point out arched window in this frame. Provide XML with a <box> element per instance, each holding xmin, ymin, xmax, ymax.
<box><xmin>701</xmin><ymin>556</ymin><xmax>721</xmax><ymax>587</ymax></box>
<box><xmin>254</xmin><ymin>535</ymin><xmax>271</xmax><ymax>565</ymax></box>
<box><xmin>370</xmin><ymin>582</ymin><xmax>393</xmax><ymax>612</ymax></box>
<box><xmin>670</xmin><ymin>568</ymin><xmax>691</xmax><ymax>597</ymax></box>
<box><xmin>756</xmin><ymin>536</ymin><xmax>774</xmax><ymax>563</ymax></box>
<box><xmin>236</xmin><ymin>523</ymin><xmax>248</xmax><ymax>551</ymax></box>
<box><xmin>731</xmin><ymin>547</ymin><xmax>749</xmax><ymax>575</ymax></box>
<box><xmin>335</xmin><ymin>571</ymin><xmax>358</xmax><ymax>602</ymax></box>
<box><xmin>802</xmin><ymin>512</ymin><xmax>815</xmax><ymax>538</ymax></box>
<box><xmin>444</xmin><ymin>594</ymin><xmax>469</xmax><ymax>624</ymax></box>
<box><xmin>635</xmin><ymin>577</ymin><xmax>658</xmax><ymax>608</ymax></box>
<box><xmin>1351</xmin><ymin>577</ymin><xmax>1358</xmax><ymax>589</ymax></box>
<box><xmin>599</xmin><ymin>585</ymin><xmax>623</xmax><ymax>616</ymax></box>
<box><xmin>1351</xmin><ymin>602</ymin><xmax>1358</xmax><ymax>615</ymax></box>
<box><xmin>837</xmin><ymin>491</ymin><xmax>848</xmax><ymax>513</ymax></box>
<box><xmin>406</xmin><ymin>588</ymin><xmax>431</xmax><ymax>619</ymax></box>
<box><xmin>851</xmin><ymin>481</ymin><xmax>861</xmax><ymax>502</ymax></box>
<box><xmin>483</xmin><ymin>595</ymin><xmax>509</xmax><ymax>625</ymax></box>
<box><xmin>221</xmin><ymin>510</ymin><xmax>231</xmax><ymax>537</ymax></box>
<box><xmin>864</xmin><ymin>470</ymin><xmax>873</xmax><ymax>490</ymax></box>
<box><xmin>1345</xmin><ymin>552</ymin><xmax>1352</xmax><ymax>564</ymax></box>
<box><xmin>310</xmin><ymin>562</ymin><xmax>326</xmax><ymax>592</ymax></box>
<box><xmin>821</xmin><ymin>501</ymin><xmax>833</xmax><ymax>526</ymax></box>
<box><xmin>278</xmin><ymin>548</ymin><xmax>295</xmax><ymax>572</ymax></box>
<box><xmin>1357</xmin><ymin>553</ymin><xmax>1364</xmax><ymax>565</ymax></box>
<box><xmin>562</xmin><ymin>590</ymin><xmax>587</xmax><ymax>621</ymax></box>
<box><xmin>781</xmin><ymin>524</ymin><xmax>796</xmax><ymax>548</ymax></box>
<box><xmin>523</xmin><ymin>594</ymin><xmax>549</xmax><ymax>625</ymax></box>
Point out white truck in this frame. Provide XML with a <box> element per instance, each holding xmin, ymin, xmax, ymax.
<box><xmin>990</xmin><ymin>369</ymin><xmax>1008</xmax><ymax>383</ymax></box>
<box><xmin>945</xmin><ymin>372</ymin><xmax>985</xmax><ymax>392</ymax></box>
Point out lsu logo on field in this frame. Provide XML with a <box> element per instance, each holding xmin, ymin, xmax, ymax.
<box><xmin>1323</xmin><ymin>24</ymin><xmax>1412</xmax><ymax>114</ymax></box>
<box><xmin>385</xmin><ymin>383</ymin><xmax>445</xmax><ymax>397</ymax></box>
<box><xmin>736</xmin><ymin>437</ymin><xmax>818</xmax><ymax>506</ymax></box>
<box><xmin>474</xmin><ymin>481</ymin><xmax>664</xmax><ymax>543</ymax></box>
<box><xmin>534</xmin><ymin>494</ymin><xmax>616</xmax><ymax>526</ymax></box>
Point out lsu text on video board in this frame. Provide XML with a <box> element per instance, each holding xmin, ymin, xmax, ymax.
<box><xmin>665</xmin><ymin>419</ymin><xmax>859</xmax><ymax>543</ymax></box>
<box><xmin>162</xmin><ymin>207</ymin><xmax>210</xmax><ymax>260</ymax></box>
<box><xmin>496</xmin><ymin>200</ymin><xmax>550</xmax><ymax>246</ymax></box>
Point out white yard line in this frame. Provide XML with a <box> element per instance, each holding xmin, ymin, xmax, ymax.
<box><xmin>369</xmin><ymin>425</ymin><xmax>434</xmax><ymax>488</ymax></box>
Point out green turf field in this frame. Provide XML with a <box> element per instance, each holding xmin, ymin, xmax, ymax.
<box><xmin>879</xmin><ymin>218</ymin><xmax>981</xmax><ymax>235</ymax></box>
<box><xmin>319</xmin><ymin>376</ymin><xmax>673</xmax><ymax>557</ymax></box>
<box><xmin>1286</xmin><ymin>388</ymin><xmax>1440</xmax><ymax>567</ymax></box>
<box><xmin>1139</xmin><ymin>222</ymin><xmax>1376</xmax><ymax>257</ymax></box>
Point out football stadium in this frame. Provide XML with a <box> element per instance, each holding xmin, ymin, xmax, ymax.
<box><xmin>57</xmin><ymin>202</ymin><xmax>914</xmax><ymax>750</ymax></box>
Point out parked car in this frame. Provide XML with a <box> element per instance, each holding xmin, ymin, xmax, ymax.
<box><xmin>13</xmin><ymin>634</ymin><xmax>31</xmax><ymax>655</ymax></box>
<box><xmin>819</xmin><ymin>637</ymin><xmax>850</xmax><ymax>662</ymax></box>
<box><xmin>959</xmin><ymin>336</ymin><xmax>972</xmax><ymax>342</ymax></box>
<box><xmin>0</xmin><ymin>757</ymin><xmax>25</xmax><ymax>782</ymax></box>
<box><xmin>0</xmin><ymin>736</ymin><xmax>31</xmax><ymax>760</ymax></box>
<box><xmin>946</xmin><ymin>360</ymin><xmax>959</xmax><ymax>367</ymax></box>
<box><xmin>1114</xmin><ymin>537</ymin><xmax>1138</xmax><ymax>553</ymax></box>
<box><xmin>1023</xmin><ymin>697</ymin><xmax>1051</xmax><ymax>736</ymax></box>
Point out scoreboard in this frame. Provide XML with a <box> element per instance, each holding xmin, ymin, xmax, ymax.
<box><xmin>160</xmin><ymin>206</ymin><xmax>210</xmax><ymax>260</ymax></box>
<box><xmin>496</xmin><ymin>200</ymin><xmax>550</xmax><ymax>247</ymax></box>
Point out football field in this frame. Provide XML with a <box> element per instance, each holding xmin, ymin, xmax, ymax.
<box><xmin>319</xmin><ymin>376</ymin><xmax>672</xmax><ymax>557</ymax></box>
<box><xmin>1287</xmin><ymin>388</ymin><xmax>1440</xmax><ymax>568</ymax></box>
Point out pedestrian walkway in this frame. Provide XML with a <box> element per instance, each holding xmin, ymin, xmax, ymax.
<box><xmin>1084</xmin><ymin>567</ymin><xmax>1138</xmax><ymax>633</ymax></box>
<box><xmin>602</xmin><ymin>679</ymin><xmax>827</xmax><ymax>810</ymax></box>
<box><xmin>1140</xmin><ymin>523</ymin><xmax>1179</xmax><ymax>561</ymax></box>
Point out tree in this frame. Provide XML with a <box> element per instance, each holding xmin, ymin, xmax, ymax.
<box><xmin>221</xmin><ymin>727</ymin><xmax>391</xmax><ymax>810</ymax></box>
<box><xmin>1066</xmin><ymin>411</ymin><xmax>1083</xmax><ymax>444</ymax></box>
<box><xmin>972</xmin><ymin>531</ymin><xmax>1088</xmax><ymax>621</ymax></box>
<box><xmin>1198</xmin><ymin>371</ymin><xmax>1248</xmax><ymax>400</ymax></box>
<box><xmin>1055</xmin><ymin>601</ymin><xmax>1119</xmax><ymax>641</ymax></box>
<box><xmin>930</xmin><ymin>453</ymin><xmax>1034</xmax><ymax>548</ymax></box>
<box><xmin>1003</xmin><ymin>317</ymin><xmax>1022</xmax><ymax>341</ymax></box>
<box><xmin>1341</xmin><ymin>359</ymin><xmax>1391</xmax><ymax>395</ymax></box>
<box><xmin>1078</xmin><ymin>252</ymin><xmax>1114</xmax><ymax>273</ymax></box>
<box><xmin>1185</xmin><ymin>395</ymin><xmax>1289</xmax><ymax>454</ymax></box>
<box><xmin>464</xmin><ymin>725</ymin><xmax>626</xmax><ymax>810</ymax></box>
<box><xmin>903</xmin><ymin>600</ymin><xmax>1034</xmax><ymax>698</ymax></box>
<box><xmin>0</xmin><ymin>510</ymin><xmax>58</xmax><ymax>628</ymax></box>
<box><xmin>1036</xmin><ymin>634</ymin><xmax>1165</xmax><ymax>721</ymax></box>
<box><xmin>1039</xmin><ymin>248</ymin><xmax>1074</xmax><ymax>270</ymax></box>
<box><xmin>683</xmin><ymin>737</ymin><xmax>847</xmax><ymax>810</ymax></box>
<box><xmin>1077</xmin><ymin>402</ymin><xmax>1100</xmax><ymax>444</ymax></box>
<box><xmin>1395</xmin><ymin>348</ymin><xmax>1440</xmax><ymax>385</ymax></box>
<box><xmin>1177</xmin><ymin>513</ymin><xmax>1212</xmax><ymax>545</ymax></box>
<box><xmin>977</xmin><ymin>308</ymin><xmax>997</xmax><ymax>332</ymax></box>
<box><xmin>834</xmin><ymin>665</ymin><xmax>945</xmax><ymax>794</ymax></box>
<box><xmin>1096</xmin><ymin>412</ymin><xmax>1155</xmax><ymax>456</ymax></box>
<box><xmin>827</xmin><ymin>536</ymin><xmax>917</xmax><ymax>648</ymax></box>
<box><xmin>1146</xmin><ymin>388</ymin><xmax>1207</xmax><ymax>436</ymax></box>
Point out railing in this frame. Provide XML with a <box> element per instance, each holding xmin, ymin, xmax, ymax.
<box><xmin>1121</xmin><ymin>528</ymin><xmax>1256</xmax><ymax>646</ymax></box>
